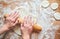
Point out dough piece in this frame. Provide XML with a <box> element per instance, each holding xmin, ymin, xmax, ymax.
<box><xmin>41</xmin><ymin>0</ymin><xmax>50</xmax><ymax>8</ymax></box>
<box><xmin>51</xmin><ymin>3</ymin><xmax>58</xmax><ymax>10</ymax></box>
<box><xmin>54</xmin><ymin>12</ymin><xmax>60</xmax><ymax>20</ymax></box>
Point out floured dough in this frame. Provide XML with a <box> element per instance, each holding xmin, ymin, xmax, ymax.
<box><xmin>51</xmin><ymin>3</ymin><xmax>58</xmax><ymax>10</ymax></box>
<box><xmin>54</xmin><ymin>12</ymin><xmax>60</xmax><ymax>20</ymax></box>
<box><xmin>41</xmin><ymin>0</ymin><xmax>50</xmax><ymax>8</ymax></box>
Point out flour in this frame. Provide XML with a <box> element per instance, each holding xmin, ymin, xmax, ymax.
<box><xmin>0</xmin><ymin>0</ymin><xmax>59</xmax><ymax>39</ymax></box>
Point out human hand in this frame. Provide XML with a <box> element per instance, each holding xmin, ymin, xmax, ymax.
<box><xmin>21</xmin><ymin>16</ymin><xmax>34</xmax><ymax>35</ymax></box>
<box><xmin>20</xmin><ymin>16</ymin><xmax>34</xmax><ymax>39</ymax></box>
<box><xmin>3</xmin><ymin>12</ymin><xmax>19</xmax><ymax>30</ymax></box>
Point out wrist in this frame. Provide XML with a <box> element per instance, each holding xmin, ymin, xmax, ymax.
<box><xmin>0</xmin><ymin>25</ymin><xmax>9</xmax><ymax>34</ymax></box>
<box><xmin>22</xmin><ymin>33</ymin><xmax>30</xmax><ymax>39</ymax></box>
<box><xmin>3</xmin><ymin>25</ymin><xmax>9</xmax><ymax>31</ymax></box>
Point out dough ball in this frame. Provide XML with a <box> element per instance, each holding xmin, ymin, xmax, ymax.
<box><xmin>51</xmin><ymin>3</ymin><xmax>58</xmax><ymax>10</ymax></box>
<box><xmin>54</xmin><ymin>12</ymin><xmax>60</xmax><ymax>20</ymax></box>
<box><xmin>41</xmin><ymin>0</ymin><xmax>50</xmax><ymax>8</ymax></box>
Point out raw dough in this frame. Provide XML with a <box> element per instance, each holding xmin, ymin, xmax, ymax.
<box><xmin>51</xmin><ymin>3</ymin><xmax>58</xmax><ymax>10</ymax></box>
<box><xmin>54</xmin><ymin>12</ymin><xmax>60</xmax><ymax>20</ymax></box>
<box><xmin>41</xmin><ymin>0</ymin><xmax>50</xmax><ymax>8</ymax></box>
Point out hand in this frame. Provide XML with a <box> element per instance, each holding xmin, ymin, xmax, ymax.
<box><xmin>4</xmin><ymin>12</ymin><xmax>19</xmax><ymax>30</ymax></box>
<box><xmin>21</xmin><ymin>16</ymin><xmax>34</xmax><ymax>36</ymax></box>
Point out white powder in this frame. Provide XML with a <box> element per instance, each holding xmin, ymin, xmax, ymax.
<box><xmin>0</xmin><ymin>0</ymin><xmax>59</xmax><ymax>39</ymax></box>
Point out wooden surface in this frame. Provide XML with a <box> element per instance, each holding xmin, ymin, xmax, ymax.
<box><xmin>53</xmin><ymin>21</ymin><xmax>60</xmax><ymax>25</ymax></box>
<box><xmin>55</xmin><ymin>27</ymin><xmax>60</xmax><ymax>39</ymax></box>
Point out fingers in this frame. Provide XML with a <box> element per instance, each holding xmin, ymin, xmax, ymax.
<box><xmin>8</xmin><ymin>12</ymin><xmax>19</xmax><ymax>22</ymax></box>
<box><xmin>27</xmin><ymin>16</ymin><xmax>34</xmax><ymax>26</ymax></box>
<box><xmin>13</xmin><ymin>12</ymin><xmax>19</xmax><ymax>19</ymax></box>
<box><xmin>14</xmin><ymin>13</ymin><xmax>19</xmax><ymax>21</ymax></box>
<box><xmin>23</xmin><ymin>15</ymin><xmax>34</xmax><ymax>27</ymax></box>
<box><xmin>24</xmin><ymin>16</ymin><xmax>28</xmax><ymax>24</ymax></box>
<box><xmin>13</xmin><ymin>12</ymin><xmax>19</xmax><ymax>22</ymax></box>
<box><xmin>20</xmin><ymin>24</ymin><xmax>24</xmax><ymax>30</ymax></box>
<box><xmin>28</xmin><ymin>16</ymin><xmax>34</xmax><ymax>26</ymax></box>
<box><xmin>9</xmin><ymin>12</ymin><xmax>16</xmax><ymax>17</ymax></box>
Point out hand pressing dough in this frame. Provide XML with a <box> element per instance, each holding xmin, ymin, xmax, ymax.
<box><xmin>4</xmin><ymin>14</ymin><xmax>42</xmax><ymax>32</ymax></box>
<box><xmin>4</xmin><ymin>6</ymin><xmax>42</xmax><ymax>33</ymax></box>
<box><xmin>41</xmin><ymin>0</ymin><xmax>50</xmax><ymax>8</ymax></box>
<box><xmin>51</xmin><ymin>3</ymin><xmax>58</xmax><ymax>10</ymax></box>
<box><xmin>54</xmin><ymin>12</ymin><xmax>60</xmax><ymax>20</ymax></box>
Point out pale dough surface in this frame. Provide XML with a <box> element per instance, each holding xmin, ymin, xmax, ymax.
<box><xmin>54</xmin><ymin>12</ymin><xmax>60</xmax><ymax>20</ymax></box>
<box><xmin>50</xmin><ymin>3</ymin><xmax>58</xmax><ymax>10</ymax></box>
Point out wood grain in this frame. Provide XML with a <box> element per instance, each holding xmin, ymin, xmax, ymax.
<box><xmin>53</xmin><ymin>21</ymin><xmax>60</xmax><ymax>25</ymax></box>
<box><xmin>55</xmin><ymin>27</ymin><xmax>60</xmax><ymax>39</ymax></box>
